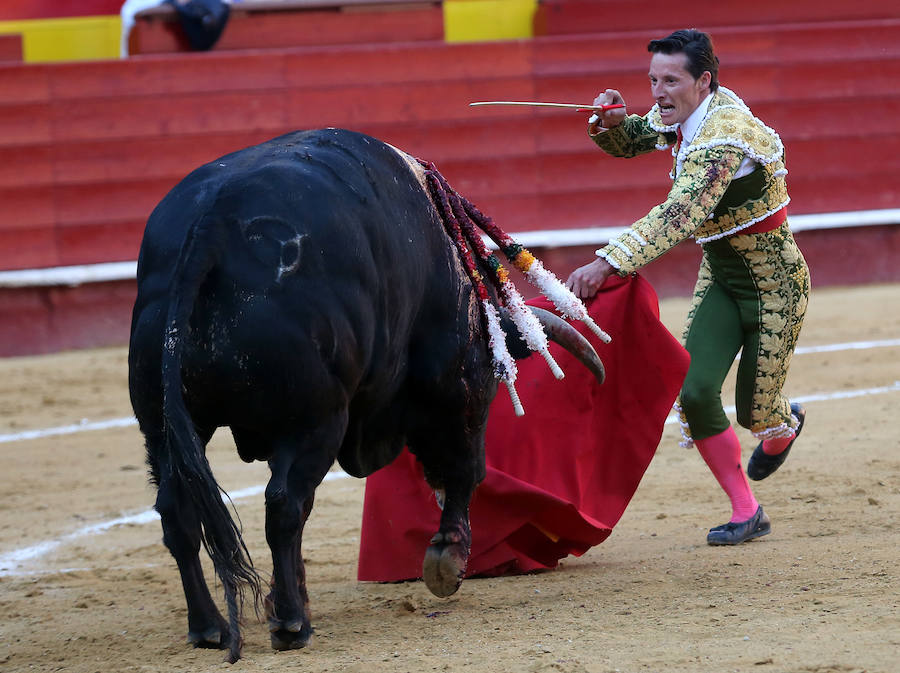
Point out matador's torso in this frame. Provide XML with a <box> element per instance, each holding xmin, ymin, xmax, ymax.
<box><xmin>593</xmin><ymin>87</ymin><xmax>789</xmax><ymax>273</ymax></box>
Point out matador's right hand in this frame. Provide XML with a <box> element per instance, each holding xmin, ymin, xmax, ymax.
<box><xmin>589</xmin><ymin>89</ymin><xmax>627</xmax><ymax>134</ymax></box>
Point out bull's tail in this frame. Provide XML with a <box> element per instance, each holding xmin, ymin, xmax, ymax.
<box><xmin>159</xmin><ymin>216</ymin><xmax>261</xmax><ymax>662</ymax></box>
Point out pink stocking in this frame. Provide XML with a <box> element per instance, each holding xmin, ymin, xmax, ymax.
<box><xmin>695</xmin><ymin>426</ymin><xmax>759</xmax><ymax>523</ymax></box>
<box><xmin>762</xmin><ymin>431</ymin><xmax>795</xmax><ymax>456</ymax></box>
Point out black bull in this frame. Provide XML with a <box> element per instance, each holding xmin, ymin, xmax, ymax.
<box><xmin>128</xmin><ymin>128</ymin><xmax>604</xmax><ymax>661</ymax></box>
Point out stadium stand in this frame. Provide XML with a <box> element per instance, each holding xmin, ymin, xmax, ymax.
<box><xmin>0</xmin><ymin>0</ymin><xmax>898</xmax><ymax>354</ymax></box>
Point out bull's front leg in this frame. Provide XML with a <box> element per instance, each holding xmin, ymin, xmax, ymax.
<box><xmin>422</xmin><ymin>483</ymin><xmax>474</xmax><ymax>597</ymax></box>
<box><xmin>416</xmin><ymin>421</ymin><xmax>483</xmax><ymax>598</ymax></box>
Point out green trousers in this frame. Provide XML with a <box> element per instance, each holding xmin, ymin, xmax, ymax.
<box><xmin>676</xmin><ymin>221</ymin><xmax>810</xmax><ymax>444</ymax></box>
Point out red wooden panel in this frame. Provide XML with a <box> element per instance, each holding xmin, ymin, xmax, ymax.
<box><xmin>536</xmin><ymin>185</ymin><xmax>666</xmax><ymax>230</ymax></box>
<box><xmin>48</xmin><ymin>52</ymin><xmax>290</xmax><ymax>100</ymax></box>
<box><xmin>752</xmin><ymin>96</ymin><xmax>900</xmax><ymax>140</ymax></box>
<box><xmin>536</xmin><ymin>0</ymin><xmax>900</xmax><ymax>36</ymax></box>
<box><xmin>0</xmin><ymin>103</ymin><xmax>51</xmax><ymax>145</ymax></box>
<box><xmin>48</xmin><ymin>90</ymin><xmax>290</xmax><ymax>141</ymax></box>
<box><xmin>533</xmin><ymin>20</ymin><xmax>900</xmax><ymax>74</ymax></box>
<box><xmin>0</xmin><ymin>1</ymin><xmax>122</xmax><ymax>21</ymax></box>
<box><xmin>44</xmin><ymin>281</ymin><xmax>136</xmax><ymax>353</ymax></box>
<box><xmin>0</xmin><ymin>287</ymin><xmax>55</xmax><ymax>356</ymax></box>
<box><xmin>361</xmin><ymin>119</ymin><xmax>540</xmax><ymax>162</ymax></box>
<box><xmin>435</xmin><ymin>133</ymin><xmax>900</xmax><ymax>200</ymax></box>
<box><xmin>0</xmin><ymin>186</ymin><xmax>55</xmax><ymax>230</ymax></box>
<box><xmin>710</xmin><ymin>20</ymin><xmax>900</xmax><ymax>64</ymax></box>
<box><xmin>49</xmin><ymin>132</ymin><xmax>282</xmax><ymax>184</ymax></box>
<box><xmin>0</xmin><ymin>227</ymin><xmax>58</xmax><ymax>270</ymax></box>
<box><xmin>456</xmin><ymin>193</ymin><xmax>544</xmax><ymax>231</ymax></box>
<box><xmin>533</xmin><ymin>57</ymin><xmax>900</xmax><ymax>111</ymax></box>
<box><xmin>0</xmin><ymin>63</ymin><xmax>50</xmax><ymax>103</ymax></box>
<box><xmin>48</xmin><ymin>39</ymin><xmax>531</xmax><ymax>100</ymax></box>
<box><xmin>282</xmin><ymin>40</ymin><xmax>533</xmax><ymax>88</ymax></box>
<box><xmin>788</xmin><ymin>175</ymin><xmax>900</xmax><ymax>214</ymax></box>
<box><xmin>129</xmin><ymin>3</ymin><xmax>443</xmax><ymax>55</ymax></box>
<box><xmin>56</xmin><ymin>221</ymin><xmax>147</xmax><ymax>267</ymax></box>
<box><xmin>285</xmin><ymin>77</ymin><xmax>539</xmax><ymax>128</ymax></box>
<box><xmin>0</xmin><ymin>280</ymin><xmax>136</xmax><ymax>357</ymax></box>
<box><xmin>433</xmin><ymin>156</ymin><xmax>540</xmax><ymax>200</ymax></box>
<box><xmin>0</xmin><ymin>34</ymin><xmax>22</xmax><ymax>62</ymax></box>
<box><xmin>794</xmin><ymin>226</ymin><xmax>900</xmax><ymax>289</ymax></box>
<box><xmin>785</xmin><ymin>136</ymin><xmax>900</xmax><ymax>178</ymax></box>
<box><xmin>215</xmin><ymin>4</ymin><xmax>444</xmax><ymax>49</ymax></box>
<box><xmin>724</xmin><ymin>59</ymin><xmax>900</xmax><ymax>103</ymax></box>
<box><xmin>53</xmin><ymin>180</ymin><xmax>177</xmax><ymax>227</ymax></box>
<box><xmin>0</xmin><ymin>144</ymin><xmax>51</xmax><ymax>188</ymax></box>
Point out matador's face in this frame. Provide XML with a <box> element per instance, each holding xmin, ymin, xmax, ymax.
<box><xmin>648</xmin><ymin>52</ymin><xmax>711</xmax><ymax>126</ymax></box>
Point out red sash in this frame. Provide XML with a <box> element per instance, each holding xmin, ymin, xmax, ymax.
<box><xmin>737</xmin><ymin>207</ymin><xmax>787</xmax><ymax>236</ymax></box>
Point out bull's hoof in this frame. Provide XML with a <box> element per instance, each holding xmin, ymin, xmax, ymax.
<box><xmin>269</xmin><ymin>618</ymin><xmax>312</xmax><ymax>651</ymax></box>
<box><xmin>423</xmin><ymin>532</ymin><xmax>468</xmax><ymax>598</ymax></box>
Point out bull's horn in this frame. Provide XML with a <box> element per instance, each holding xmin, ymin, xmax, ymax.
<box><xmin>529</xmin><ymin>306</ymin><xmax>605</xmax><ymax>385</ymax></box>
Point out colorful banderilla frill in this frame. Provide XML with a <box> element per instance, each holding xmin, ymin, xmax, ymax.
<box><xmin>419</xmin><ymin>160</ymin><xmax>610</xmax><ymax>415</ymax></box>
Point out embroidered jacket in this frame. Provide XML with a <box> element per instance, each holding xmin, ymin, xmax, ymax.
<box><xmin>593</xmin><ymin>87</ymin><xmax>789</xmax><ymax>274</ymax></box>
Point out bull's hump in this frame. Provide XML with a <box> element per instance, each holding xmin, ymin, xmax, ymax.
<box><xmin>386</xmin><ymin>143</ymin><xmax>428</xmax><ymax>191</ymax></box>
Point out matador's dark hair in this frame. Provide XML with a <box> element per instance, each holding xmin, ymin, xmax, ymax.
<box><xmin>648</xmin><ymin>29</ymin><xmax>719</xmax><ymax>92</ymax></box>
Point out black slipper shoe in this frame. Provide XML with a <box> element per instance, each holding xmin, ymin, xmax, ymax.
<box><xmin>706</xmin><ymin>505</ymin><xmax>771</xmax><ymax>545</ymax></box>
<box><xmin>747</xmin><ymin>403</ymin><xmax>806</xmax><ymax>481</ymax></box>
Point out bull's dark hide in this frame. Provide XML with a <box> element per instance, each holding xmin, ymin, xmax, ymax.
<box><xmin>129</xmin><ymin>129</ymin><xmax>509</xmax><ymax>661</ymax></box>
<box><xmin>129</xmin><ymin>128</ymin><xmax>604</xmax><ymax>661</ymax></box>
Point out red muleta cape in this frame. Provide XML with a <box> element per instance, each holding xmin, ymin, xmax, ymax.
<box><xmin>357</xmin><ymin>274</ymin><xmax>689</xmax><ymax>580</ymax></box>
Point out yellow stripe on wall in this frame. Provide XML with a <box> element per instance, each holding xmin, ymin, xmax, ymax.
<box><xmin>444</xmin><ymin>0</ymin><xmax>537</xmax><ymax>43</ymax></box>
<box><xmin>0</xmin><ymin>16</ymin><xmax>121</xmax><ymax>63</ymax></box>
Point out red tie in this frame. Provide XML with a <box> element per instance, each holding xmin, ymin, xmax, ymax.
<box><xmin>676</xmin><ymin>126</ymin><xmax>684</xmax><ymax>148</ymax></box>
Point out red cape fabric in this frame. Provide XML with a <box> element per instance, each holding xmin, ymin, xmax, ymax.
<box><xmin>357</xmin><ymin>274</ymin><xmax>690</xmax><ymax>580</ymax></box>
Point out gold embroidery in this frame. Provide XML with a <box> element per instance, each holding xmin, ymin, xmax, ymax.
<box><xmin>730</xmin><ymin>224</ymin><xmax>810</xmax><ymax>433</ymax></box>
<box><xmin>598</xmin><ymin>147</ymin><xmax>742</xmax><ymax>273</ymax></box>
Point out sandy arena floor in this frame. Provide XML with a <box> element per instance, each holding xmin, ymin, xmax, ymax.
<box><xmin>0</xmin><ymin>283</ymin><xmax>898</xmax><ymax>673</ymax></box>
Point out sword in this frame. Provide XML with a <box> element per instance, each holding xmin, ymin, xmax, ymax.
<box><xmin>469</xmin><ymin>101</ymin><xmax>625</xmax><ymax>112</ymax></box>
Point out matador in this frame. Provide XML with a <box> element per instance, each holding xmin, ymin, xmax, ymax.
<box><xmin>567</xmin><ymin>29</ymin><xmax>810</xmax><ymax>545</ymax></box>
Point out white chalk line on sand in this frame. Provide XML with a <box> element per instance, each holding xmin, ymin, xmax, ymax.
<box><xmin>3</xmin><ymin>380</ymin><xmax>899</xmax><ymax>578</ymax></box>
<box><xmin>1</xmin><ymin>337</ymin><xmax>899</xmax><ymax>576</ymax></box>
<box><xmin>0</xmin><ymin>472</ymin><xmax>348</xmax><ymax>576</ymax></box>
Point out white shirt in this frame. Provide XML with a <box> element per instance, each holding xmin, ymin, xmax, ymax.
<box><xmin>679</xmin><ymin>92</ymin><xmax>757</xmax><ymax>179</ymax></box>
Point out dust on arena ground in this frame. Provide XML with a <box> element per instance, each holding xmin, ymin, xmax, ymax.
<box><xmin>0</xmin><ymin>283</ymin><xmax>897</xmax><ymax>673</ymax></box>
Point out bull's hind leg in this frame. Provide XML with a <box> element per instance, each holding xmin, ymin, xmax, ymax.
<box><xmin>148</xmin><ymin>430</ymin><xmax>230</xmax><ymax>649</ymax></box>
<box><xmin>412</xmin><ymin>418</ymin><xmax>484</xmax><ymax>598</ymax></box>
<box><xmin>262</xmin><ymin>422</ymin><xmax>344</xmax><ymax>651</ymax></box>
